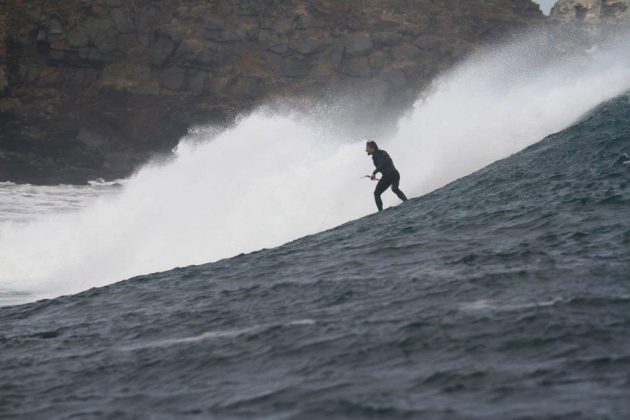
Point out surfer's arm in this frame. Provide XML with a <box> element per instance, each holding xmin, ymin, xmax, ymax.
<box><xmin>372</xmin><ymin>157</ymin><xmax>383</xmax><ymax>175</ymax></box>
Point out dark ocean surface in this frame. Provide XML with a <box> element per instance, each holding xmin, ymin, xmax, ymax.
<box><xmin>1</xmin><ymin>94</ymin><xmax>630</xmax><ymax>419</ymax></box>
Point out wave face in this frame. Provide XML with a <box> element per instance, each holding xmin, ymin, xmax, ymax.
<box><xmin>1</xmin><ymin>32</ymin><xmax>630</xmax><ymax>301</ymax></box>
<box><xmin>2</xmin><ymin>89</ymin><xmax>629</xmax><ymax>418</ymax></box>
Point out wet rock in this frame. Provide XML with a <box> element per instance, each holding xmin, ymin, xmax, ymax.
<box><xmin>67</xmin><ymin>27</ymin><xmax>89</xmax><ymax>48</ymax></box>
<box><xmin>230</xmin><ymin>77</ymin><xmax>256</xmax><ymax>97</ymax></box>
<box><xmin>85</xmin><ymin>18</ymin><xmax>117</xmax><ymax>46</ymax></box>
<box><xmin>551</xmin><ymin>0</ymin><xmax>630</xmax><ymax>22</ymax></box>
<box><xmin>392</xmin><ymin>43</ymin><xmax>422</xmax><ymax>61</ymax></box>
<box><xmin>78</xmin><ymin>47</ymin><xmax>105</xmax><ymax>63</ymax></box>
<box><xmin>329</xmin><ymin>39</ymin><xmax>344</xmax><ymax>69</ymax></box>
<box><xmin>159</xmin><ymin>67</ymin><xmax>185</xmax><ymax>91</ymax></box>
<box><xmin>296</xmin><ymin>15</ymin><xmax>323</xmax><ymax>30</ymax></box>
<box><xmin>206</xmin><ymin>30</ymin><xmax>240</xmax><ymax>43</ymax></box>
<box><xmin>205</xmin><ymin>18</ymin><xmax>224</xmax><ymax>31</ymax></box>
<box><xmin>50</xmin><ymin>39</ymin><xmax>66</xmax><ymax>50</ymax></box>
<box><xmin>18</xmin><ymin>64</ymin><xmax>39</xmax><ymax>83</ymax></box>
<box><xmin>269</xmin><ymin>43</ymin><xmax>289</xmax><ymax>54</ymax></box>
<box><xmin>150</xmin><ymin>36</ymin><xmax>176</xmax><ymax>66</ymax></box>
<box><xmin>265</xmin><ymin>54</ymin><xmax>309</xmax><ymax>78</ymax></box>
<box><xmin>50</xmin><ymin>50</ymin><xmax>65</xmax><ymax>61</ymax></box>
<box><xmin>259</xmin><ymin>30</ymin><xmax>289</xmax><ymax>52</ymax></box>
<box><xmin>110</xmin><ymin>8</ymin><xmax>135</xmax><ymax>33</ymax></box>
<box><xmin>96</xmin><ymin>35</ymin><xmax>118</xmax><ymax>54</ymax></box>
<box><xmin>373</xmin><ymin>31</ymin><xmax>402</xmax><ymax>47</ymax></box>
<box><xmin>177</xmin><ymin>40</ymin><xmax>218</xmax><ymax>66</ymax></box>
<box><xmin>344</xmin><ymin>33</ymin><xmax>373</xmax><ymax>58</ymax></box>
<box><xmin>64</xmin><ymin>69</ymin><xmax>90</xmax><ymax>86</ymax></box>
<box><xmin>342</xmin><ymin>56</ymin><xmax>371</xmax><ymax>78</ymax></box>
<box><xmin>368</xmin><ymin>51</ymin><xmax>386</xmax><ymax>71</ymax></box>
<box><xmin>48</xmin><ymin>19</ymin><xmax>64</xmax><ymax>35</ymax></box>
<box><xmin>236</xmin><ymin>21</ymin><xmax>259</xmax><ymax>41</ymax></box>
<box><xmin>77</xmin><ymin>128</ymin><xmax>106</xmax><ymax>150</ymax></box>
<box><xmin>272</xmin><ymin>17</ymin><xmax>294</xmax><ymax>34</ymax></box>
<box><xmin>289</xmin><ymin>35</ymin><xmax>328</xmax><ymax>55</ymax></box>
<box><xmin>188</xmin><ymin>71</ymin><xmax>207</xmax><ymax>93</ymax></box>
<box><xmin>0</xmin><ymin>67</ymin><xmax>8</xmax><ymax>94</ymax></box>
<box><xmin>413</xmin><ymin>36</ymin><xmax>455</xmax><ymax>56</ymax></box>
<box><xmin>37</xmin><ymin>29</ymin><xmax>47</xmax><ymax>42</ymax></box>
<box><xmin>381</xmin><ymin>68</ymin><xmax>407</xmax><ymax>88</ymax></box>
<box><xmin>206</xmin><ymin>75</ymin><xmax>233</xmax><ymax>97</ymax></box>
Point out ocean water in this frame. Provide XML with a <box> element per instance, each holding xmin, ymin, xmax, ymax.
<box><xmin>1</xmin><ymin>93</ymin><xmax>629</xmax><ymax>418</ymax></box>
<box><xmin>2</xmin><ymin>30</ymin><xmax>630</xmax><ymax>418</ymax></box>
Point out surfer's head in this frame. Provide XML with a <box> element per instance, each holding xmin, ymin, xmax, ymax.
<box><xmin>366</xmin><ymin>141</ymin><xmax>378</xmax><ymax>155</ymax></box>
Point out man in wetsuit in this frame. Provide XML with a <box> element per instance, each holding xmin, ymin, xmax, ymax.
<box><xmin>366</xmin><ymin>141</ymin><xmax>408</xmax><ymax>212</ymax></box>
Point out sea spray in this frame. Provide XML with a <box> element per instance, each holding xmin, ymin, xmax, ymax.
<box><xmin>1</xmin><ymin>30</ymin><xmax>630</xmax><ymax>301</ymax></box>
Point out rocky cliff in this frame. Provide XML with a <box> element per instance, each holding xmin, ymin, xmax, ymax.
<box><xmin>551</xmin><ymin>0</ymin><xmax>630</xmax><ymax>22</ymax></box>
<box><xmin>0</xmin><ymin>0</ymin><xmax>544</xmax><ymax>184</ymax></box>
<box><xmin>549</xmin><ymin>0</ymin><xmax>630</xmax><ymax>48</ymax></box>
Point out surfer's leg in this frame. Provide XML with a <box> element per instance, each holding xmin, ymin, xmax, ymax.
<box><xmin>374</xmin><ymin>177</ymin><xmax>391</xmax><ymax>212</ymax></box>
<box><xmin>391</xmin><ymin>172</ymin><xmax>408</xmax><ymax>202</ymax></box>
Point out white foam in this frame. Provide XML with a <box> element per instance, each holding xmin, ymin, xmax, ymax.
<box><xmin>288</xmin><ymin>319</ymin><xmax>317</xmax><ymax>326</ymax></box>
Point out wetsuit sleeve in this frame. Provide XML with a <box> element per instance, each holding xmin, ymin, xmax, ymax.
<box><xmin>372</xmin><ymin>153</ymin><xmax>383</xmax><ymax>175</ymax></box>
<box><xmin>372</xmin><ymin>150</ymin><xmax>387</xmax><ymax>175</ymax></box>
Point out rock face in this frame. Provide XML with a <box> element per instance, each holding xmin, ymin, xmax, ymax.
<box><xmin>549</xmin><ymin>0</ymin><xmax>630</xmax><ymax>53</ymax></box>
<box><xmin>551</xmin><ymin>0</ymin><xmax>630</xmax><ymax>22</ymax></box>
<box><xmin>0</xmin><ymin>0</ymin><xmax>544</xmax><ymax>184</ymax></box>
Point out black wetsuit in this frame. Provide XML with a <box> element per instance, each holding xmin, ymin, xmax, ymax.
<box><xmin>372</xmin><ymin>149</ymin><xmax>408</xmax><ymax>211</ymax></box>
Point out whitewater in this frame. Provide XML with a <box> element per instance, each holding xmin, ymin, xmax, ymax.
<box><xmin>1</xmin><ymin>31</ymin><xmax>630</xmax><ymax>303</ymax></box>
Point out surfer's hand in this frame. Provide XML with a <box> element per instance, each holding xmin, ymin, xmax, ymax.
<box><xmin>370</xmin><ymin>175</ymin><xmax>376</xmax><ymax>181</ymax></box>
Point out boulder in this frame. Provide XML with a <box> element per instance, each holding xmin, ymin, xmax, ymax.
<box><xmin>67</xmin><ymin>27</ymin><xmax>89</xmax><ymax>48</ymax></box>
<box><xmin>48</xmin><ymin>19</ymin><xmax>64</xmax><ymax>35</ymax></box>
<box><xmin>368</xmin><ymin>51</ymin><xmax>386</xmax><ymax>71</ymax></box>
<box><xmin>78</xmin><ymin>47</ymin><xmax>105</xmax><ymax>62</ymax></box>
<box><xmin>177</xmin><ymin>40</ymin><xmax>218</xmax><ymax>66</ymax></box>
<box><xmin>206</xmin><ymin>75</ymin><xmax>233</xmax><ymax>97</ymax></box>
<box><xmin>381</xmin><ymin>68</ymin><xmax>406</xmax><ymax>88</ymax></box>
<box><xmin>236</xmin><ymin>21</ymin><xmax>259</xmax><ymax>41</ymax></box>
<box><xmin>188</xmin><ymin>71</ymin><xmax>207</xmax><ymax>93</ymax></box>
<box><xmin>344</xmin><ymin>33</ymin><xmax>373</xmax><ymax>58</ymax></box>
<box><xmin>96</xmin><ymin>34</ymin><xmax>118</xmax><ymax>54</ymax></box>
<box><xmin>85</xmin><ymin>18</ymin><xmax>117</xmax><ymax>46</ymax></box>
<box><xmin>110</xmin><ymin>8</ymin><xmax>135</xmax><ymax>33</ymax></box>
<box><xmin>50</xmin><ymin>50</ymin><xmax>64</xmax><ymax>61</ymax></box>
<box><xmin>289</xmin><ymin>35</ymin><xmax>328</xmax><ymax>55</ymax></box>
<box><xmin>77</xmin><ymin>128</ymin><xmax>106</xmax><ymax>150</ymax></box>
<box><xmin>392</xmin><ymin>43</ymin><xmax>422</xmax><ymax>61</ymax></box>
<box><xmin>329</xmin><ymin>39</ymin><xmax>344</xmax><ymax>69</ymax></box>
<box><xmin>373</xmin><ymin>31</ymin><xmax>402</xmax><ymax>47</ymax></box>
<box><xmin>265</xmin><ymin>54</ymin><xmax>309</xmax><ymax>78</ymax></box>
<box><xmin>0</xmin><ymin>67</ymin><xmax>7</xmax><ymax>94</ymax></box>
<box><xmin>296</xmin><ymin>15</ymin><xmax>323</xmax><ymax>30</ymax></box>
<box><xmin>205</xmin><ymin>27</ymin><xmax>241</xmax><ymax>43</ymax></box>
<box><xmin>150</xmin><ymin>36</ymin><xmax>176</xmax><ymax>66</ymax></box>
<box><xmin>272</xmin><ymin>17</ymin><xmax>294</xmax><ymax>34</ymax></box>
<box><xmin>159</xmin><ymin>67</ymin><xmax>185</xmax><ymax>91</ymax></box>
<box><xmin>259</xmin><ymin>30</ymin><xmax>289</xmax><ymax>52</ymax></box>
<box><xmin>342</xmin><ymin>56</ymin><xmax>371</xmax><ymax>78</ymax></box>
<box><xmin>205</xmin><ymin>18</ymin><xmax>224</xmax><ymax>31</ymax></box>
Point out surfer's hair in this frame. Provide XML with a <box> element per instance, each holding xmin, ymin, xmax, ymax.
<box><xmin>366</xmin><ymin>141</ymin><xmax>378</xmax><ymax>150</ymax></box>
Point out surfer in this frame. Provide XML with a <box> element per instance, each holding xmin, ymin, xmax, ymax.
<box><xmin>365</xmin><ymin>141</ymin><xmax>408</xmax><ymax>211</ymax></box>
